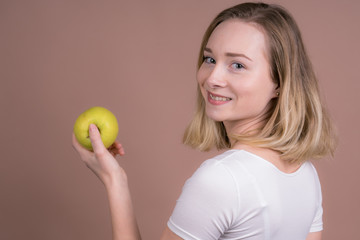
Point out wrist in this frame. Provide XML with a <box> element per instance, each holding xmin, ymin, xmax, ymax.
<box><xmin>104</xmin><ymin>167</ymin><xmax>129</xmax><ymax>191</ymax></box>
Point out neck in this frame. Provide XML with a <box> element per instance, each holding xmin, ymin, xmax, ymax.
<box><xmin>223</xmin><ymin>101</ymin><xmax>274</xmax><ymax>146</ymax></box>
<box><xmin>223</xmin><ymin>115</ymin><xmax>268</xmax><ymax>146</ymax></box>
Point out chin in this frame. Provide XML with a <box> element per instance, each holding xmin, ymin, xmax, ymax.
<box><xmin>205</xmin><ymin>109</ymin><xmax>226</xmax><ymax>122</ymax></box>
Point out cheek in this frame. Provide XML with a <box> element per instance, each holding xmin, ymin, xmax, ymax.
<box><xmin>196</xmin><ymin>66</ymin><xmax>206</xmax><ymax>85</ymax></box>
<box><xmin>230</xmin><ymin>80</ymin><xmax>252</xmax><ymax>98</ymax></box>
<box><xmin>196</xmin><ymin>71</ymin><xmax>202</xmax><ymax>86</ymax></box>
<box><xmin>196</xmin><ymin>68</ymin><xmax>208</xmax><ymax>95</ymax></box>
<box><xmin>231</xmin><ymin>79</ymin><xmax>274</xmax><ymax>104</ymax></box>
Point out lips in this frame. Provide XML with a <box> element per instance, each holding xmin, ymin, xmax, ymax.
<box><xmin>207</xmin><ymin>91</ymin><xmax>232</xmax><ymax>105</ymax></box>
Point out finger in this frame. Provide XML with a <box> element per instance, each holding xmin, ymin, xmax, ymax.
<box><xmin>111</xmin><ymin>141</ymin><xmax>125</xmax><ymax>156</ymax></box>
<box><xmin>114</xmin><ymin>141</ymin><xmax>125</xmax><ymax>156</ymax></box>
<box><xmin>88</xmin><ymin>124</ymin><xmax>106</xmax><ymax>153</ymax></box>
<box><xmin>116</xmin><ymin>142</ymin><xmax>125</xmax><ymax>156</ymax></box>
<box><xmin>108</xmin><ymin>142</ymin><xmax>124</xmax><ymax>157</ymax></box>
<box><xmin>108</xmin><ymin>144</ymin><xmax>117</xmax><ymax>156</ymax></box>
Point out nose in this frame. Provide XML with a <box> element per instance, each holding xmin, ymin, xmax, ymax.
<box><xmin>206</xmin><ymin>65</ymin><xmax>227</xmax><ymax>89</ymax></box>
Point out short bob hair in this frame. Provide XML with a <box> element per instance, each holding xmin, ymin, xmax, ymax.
<box><xmin>183</xmin><ymin>2</ymin><xmax>337</xmax><ymax>163</ymax></box>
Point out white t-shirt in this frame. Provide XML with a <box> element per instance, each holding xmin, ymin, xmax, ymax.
<box><xmin>168</xmin><ymin>150</ymin><xmax>323</xmax><ymax>240</ymax></box>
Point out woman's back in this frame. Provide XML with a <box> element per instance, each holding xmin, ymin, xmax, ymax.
<box><xmin>168</xmin><ymin>150</ymin><xmax>322</xmax><ymax>240</ymax></box>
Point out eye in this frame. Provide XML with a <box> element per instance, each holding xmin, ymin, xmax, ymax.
<box><xmin>203</xmin><ymin>56</ymin><xmax>216</xmax><ymax>64</ymax></box>
<box><xmin>231</xmin><ymin>62</ymin><xmax>245</xmax><ymax>70</ymax></box>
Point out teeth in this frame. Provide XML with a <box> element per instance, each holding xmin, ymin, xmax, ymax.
<box><xmin>210</xmin><ymin>93</ymin><xmax>231</xmax><ymax>101</ymax></box>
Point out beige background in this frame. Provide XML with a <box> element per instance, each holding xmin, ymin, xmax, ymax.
<box><xmin>1</xmin><ymin>0</ymin><xmax>359</xmax><ymax>239</ymax></box>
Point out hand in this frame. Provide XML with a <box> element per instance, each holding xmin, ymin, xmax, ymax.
<box><xmin>72</xmin><ymin>124</ymin><xmax>126</xmax><ymax>186</ymax></box>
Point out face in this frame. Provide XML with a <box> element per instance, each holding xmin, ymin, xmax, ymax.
<box><xmin>197</xmin><ymin>19</ymin><xmax>278</xmax><ymax>133</ymax></box>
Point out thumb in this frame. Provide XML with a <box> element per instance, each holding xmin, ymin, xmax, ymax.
<box><xmin>88</xmin><ymin>124</ymin><xmax>105</xmax><ymax>153</ymax></box>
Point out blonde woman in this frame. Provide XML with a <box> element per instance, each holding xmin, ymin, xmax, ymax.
<box><xmin>73</xmin><ymin>2</ymin><xmax>336</xmax><ymax>240</ymax></box>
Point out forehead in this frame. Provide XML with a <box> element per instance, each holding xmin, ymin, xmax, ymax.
<box><xmin>206</xmin><ymin>19</ymin><xmax>268</xmax><ymax>58</ymax></box>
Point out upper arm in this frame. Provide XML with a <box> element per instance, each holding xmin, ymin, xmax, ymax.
<box><xmin>165</xmin><ymin>160</ymin><xmax>240</xmax><ymax>239</ymax></box>
<box><xmin>306</xmin><ymin>231</ymin><xmax>322</xmax><ymax>240</ymax></box>
<box><xmin>160</xmin><ymin>226</ymin><xmax>183</xmax><ymax>240</ymax></box>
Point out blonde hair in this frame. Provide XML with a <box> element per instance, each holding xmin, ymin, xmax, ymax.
<box><xmin>183</xmin><ymin>2</ymin><xmax>337</xmax><ymax>163</ymax></box>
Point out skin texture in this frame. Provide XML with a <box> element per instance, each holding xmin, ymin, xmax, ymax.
<box><xmin>72</xmin><ymin>19</ymin><xmax>322</xmax><ymax>240</ymax></box>
<box><xmin>197</xmin><ymin>19</ymin><xmax>278</xmax><ymax>136</ymax></box>
<box><xmin>73</xmin><ymin>126</ymin><xmax>321</xmax><ymax>240</ymax></box>
<box><xmin>198</xmin><ymin>19</ymin><xmax>303</xmax><ymax>174</ymax></box>
<box><xmin>72</xmin><ymin>124</ymin><xmax>141</xmax><ymax>240</ymax></box>
<box><xmin>307</xmin><ymin>231</ymin><xmax>322</xmax><ymax>240</ymax></box>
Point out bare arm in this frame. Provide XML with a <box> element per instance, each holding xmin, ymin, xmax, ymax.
<box><xmin>72</xmin><ymin>124</ymin><xmax>141</xmax><ymax>240</ymax></box>
<box><xmin>160</xmin><ymin>226</ymin><xmax>183</xmax><ymax>240</ymax></box>
<box><xmin>306</xmin><ymin>231</ymin><xmax>322</xmax><ymax>240</ymax></box>
<box><xmin>105</xmin><ymin>174</ymin><xmax>141</xmax><ymax>240</ymax></box>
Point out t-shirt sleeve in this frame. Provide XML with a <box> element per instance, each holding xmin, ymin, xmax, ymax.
<box><xmin>309</xmin><ymin>165</ymin><xmax>323</xmax><ymax>232</ymax></box>
<box><xmin>167</xmin><ymin>159</ymin><xmax>240</xmax><ymax>240</ymax></box>
<box><xmin>309</xmin><ymin>201</ymin><xmax>323</xmax><ymax>232</ymax></box>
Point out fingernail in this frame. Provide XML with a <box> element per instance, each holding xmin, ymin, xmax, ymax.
<box><xmin>89</xmin><ymin>124</ymin><xmax>96</xmax><ymax>131</ymax></box>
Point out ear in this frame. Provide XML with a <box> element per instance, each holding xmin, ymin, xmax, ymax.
<box><xmin>272</xmin><ymin>83</ymin><xmax>280</xmax><ymax>98</ymax></box>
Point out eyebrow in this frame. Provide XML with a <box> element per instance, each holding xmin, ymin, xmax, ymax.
<box><xmin>204</xmin><ymin>47</ymin><xmax>253</xmax><ymax>62</ymax></box>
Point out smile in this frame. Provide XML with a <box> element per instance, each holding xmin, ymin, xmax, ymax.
<box><xmin>207</xmin><ymin>92</ymin><xmax>232</xmax><ymax>105</ymax></box>
<box><xmin>209</xmin><ymin>92</ymin><xmax>232</xmax><ymax>101</ymax></box>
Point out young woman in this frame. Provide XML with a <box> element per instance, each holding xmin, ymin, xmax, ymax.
<box><xmin>72</xmin><ymin>2</ymin><xmax>336</xmax><ymax>240</ymax></box>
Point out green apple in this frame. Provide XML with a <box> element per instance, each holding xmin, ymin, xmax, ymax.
<box><xmin>73</xmin><ymin>106</ymin><xmax>119</xmax><ymax>151</ymax></box>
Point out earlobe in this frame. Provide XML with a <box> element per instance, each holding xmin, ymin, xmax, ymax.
<box><xmin>275</xmin><ymin>83</ymin><xmax>280</xmax><ymax>97</ymax></box>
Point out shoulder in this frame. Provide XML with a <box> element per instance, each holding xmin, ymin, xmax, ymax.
<box><xmin>190</xmin><ymin>150</ymin><xmax>250</xmax><ymax>181</ymax></box>
<box><xmin>183</xmin><ymin>150</ymin><xmax>257</xmax><ymax>197</ymax></box>
<box><xmin>305</xmin><ymin>161</ymin><xmax>323</xmax><ymax>199</ymax></box>
<box><xmin>192</xmin><ymin>150</ymin><xmax>267</xmax><ymax>181</ymax></box>
<box><xmin>184</xmin><ymin>152</ymin><xmax>236</xmax><ymax>194</ymax></box>
<box><xmin>168</xmin><ymin>151</ymin><xmax>257</xmax><ymax>239</ymax></box>
<box><xmin>297</xmin><ymin>161</ymin><xmax>322</xmax><ymax>190</ymax></box>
